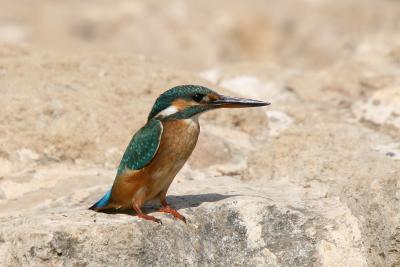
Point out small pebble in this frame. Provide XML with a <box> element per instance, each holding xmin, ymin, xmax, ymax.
<box><xmin>386</xmin><ymin>152</ymin><xmax>396</xmax><ymax>157</ymax></box>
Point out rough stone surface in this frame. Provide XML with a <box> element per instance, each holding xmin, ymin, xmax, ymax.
<box><xmin>1</xmin><ymin>0</ymin><xmax>400</xmax><ymax>266</ymax></box>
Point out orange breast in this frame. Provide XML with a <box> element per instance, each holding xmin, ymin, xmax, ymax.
<box><xmin>143</xmin><ymin>118</ymin><xmax>200</xmax><ymax>200</ymax></box>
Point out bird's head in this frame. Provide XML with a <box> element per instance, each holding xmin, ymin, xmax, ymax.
<box><xmin>148</xmin><ymin>85</ymin><xmax>270</xmax><ymax>121</ymax></box>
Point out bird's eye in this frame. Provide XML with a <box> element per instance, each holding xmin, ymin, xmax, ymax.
<box><xmin>192</xmin><ymin>93</ymin><xmax>204</xmax><ymax>102</ymax></box>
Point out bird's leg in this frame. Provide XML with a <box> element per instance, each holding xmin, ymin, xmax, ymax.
<box><xmin>159</xmin><ymin>197</ymin><xmax>186</xmax><ymax>223</ymax></box>
<box><xmin>132</xmin><ymin>201</ymin><xmax>161</xmax><ymax>224</ymax></box>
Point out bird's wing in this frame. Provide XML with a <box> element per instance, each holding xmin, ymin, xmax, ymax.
<box><xmin>116</xmin><ymin>119</ymin><xmax>163</xmax><ymax>175</ymax></box>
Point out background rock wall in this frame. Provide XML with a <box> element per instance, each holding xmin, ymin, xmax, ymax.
<box><xmin>0</xmin><ymin>0</ymin><xmax>399</xmax><ymax>266</ymax></box>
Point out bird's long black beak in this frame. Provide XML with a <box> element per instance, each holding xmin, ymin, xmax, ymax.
<box><xmin>211</xmin><ymin>95</ymin><xmax>270</xmax><ymax>108</ymax></box>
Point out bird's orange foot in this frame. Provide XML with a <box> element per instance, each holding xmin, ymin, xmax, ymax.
<box><xmin>137</xmin><ymin>213</ymin><xmax>162</xmax><ymax>224</ymax></box>
<box><xmin>159</xmin><ymin>206</ymin><xmax>186</xmax><ymax>223</ymax></box>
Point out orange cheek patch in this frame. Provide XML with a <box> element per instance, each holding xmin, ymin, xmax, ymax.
<box><xmin>172</xmin><ymin>98</ymin><xmax>200</xmax><ymax>110</ymax></box>
<box><xmin>207</xmin><ymin>93</ymin><xmax>220</xmax><ymax>101</ymax></box>
<box><xmin>172</xmin><ymin>99</ymin><xmax>191</xmax><ymax>111</ymax></box>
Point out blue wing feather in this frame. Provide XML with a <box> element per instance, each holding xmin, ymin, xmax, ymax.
<box><xmin>89</xmin><ymin>189</ymin><xmax>111</xmax><ymax>210</ymax></box>
<box><xmin>116</xmin><ymin>119</ymin><xmax>163</xmax><ymax>175</ymax></box>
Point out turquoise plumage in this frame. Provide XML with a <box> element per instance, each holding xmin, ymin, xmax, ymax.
<box><xmin>116</xmin><ymin>119</ymin><xmax>163</xmax><ymax>176</ymax></box>
<box><xmin>89</xmin><ymin>189</ymin><xmax>111</xmax><ymax>210</ymax></box>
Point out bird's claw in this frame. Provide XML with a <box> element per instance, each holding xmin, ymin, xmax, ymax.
<box><xmin>138</xmin><ymin>214</ymin><xmax>162</xmax><ymax>224</ymax></box>
<box><xmin>159</xmin><ymin>207</ymin><xmax>187</xmax><ymax>223</ymax></box>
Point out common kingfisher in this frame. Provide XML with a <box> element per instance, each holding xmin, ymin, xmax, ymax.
<box><xmin>90</xmin><ymin>85</ymin><xmax>269</xmax><ymax>223</ymax></box>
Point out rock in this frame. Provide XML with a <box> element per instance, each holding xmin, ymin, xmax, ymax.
<box><xmin>0</xmin><ymin>175</ymin><xmax>365</xmax><ymax>267</ymax></box>
<box><xmin>353</xmin><ymin>87</ymin><xmax>400</xmax><ymax>132</ymax></box>
<box><xmin>1</xmin><ymin>47</ymin><xmax>400</xmax><ymax>266</ymax></box>
<box><xmin>2</xmin><ymin>0</ymin><xmax>400</xmax><ymax>265</ymax></box>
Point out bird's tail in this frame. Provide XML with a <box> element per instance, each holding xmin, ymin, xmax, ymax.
<box><xmin>89</xmin><ymin>189</ymin><xmax>112</xmax><ymax>210</ymax></box>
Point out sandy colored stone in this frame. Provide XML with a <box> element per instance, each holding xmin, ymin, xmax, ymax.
<box><xmin>1</xmin><ymin>0</ymin><xmax>400</xmax><ymax>266</ymax></box>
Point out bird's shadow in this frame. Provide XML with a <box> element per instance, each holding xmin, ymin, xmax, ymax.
<box><xmin>100</xmin><ymin>193</ymin><xmax>238</xmax><ymax>216</ymax></box>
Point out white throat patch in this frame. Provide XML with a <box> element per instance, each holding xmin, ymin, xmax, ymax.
<box><xmin>155</xmin><ymin>105</ymin><xmax>179</xmax><ymax>119</ymax></box>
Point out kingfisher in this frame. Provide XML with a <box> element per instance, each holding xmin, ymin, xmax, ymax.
<box><xmin>90</xmin><ymin>85</ymin><xmax>269</xmax><ymax>223</ymax></box>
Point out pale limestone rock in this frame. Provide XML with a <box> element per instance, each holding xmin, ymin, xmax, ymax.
<box><xmin>1</xmin><ymin>1</ymin><xmax>400</xmax><ymax>264</ymax></box>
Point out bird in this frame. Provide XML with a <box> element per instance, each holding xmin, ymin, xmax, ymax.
<box><xmin>89</xmin><ymin>85</ymin><xmax>269</xmax><ymax>223</ymax></box>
